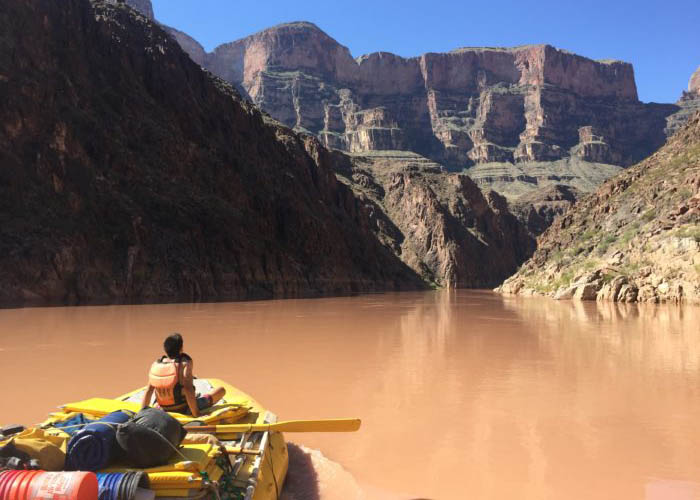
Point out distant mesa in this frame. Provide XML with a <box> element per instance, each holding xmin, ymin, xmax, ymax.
<box><xmin>122</xmin><ymin>1</ymin><xmax>692</xmax><ymax>172</ymax></box>
<box><xmin>157</xmin><ymin>17</ymin><xmax>690</xmax><ymax>237</ymax></box>
<box><xmin>121</xmin><ymin>1</ymin><xmax>694</xmax><ymax>183</ymax></box>
<box><xmin>164</xmin><ymin>20</ymin><xmax>682</xmax><ymax>172</ymax></box>
<box><xmin>100</xmin><ymin>0</ymin><xmax>700</xmax><ymax>244</ymax></box>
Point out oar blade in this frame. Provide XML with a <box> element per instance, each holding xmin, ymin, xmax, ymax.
<box><xmin>186</xmin><ymin>417</ymin><xmax>362</xmax><ymax>434</ymax></box>
<box><xmin>275</xmin><ymin>418</ymin><xmax>361</xmax><ymax>433</ymax></box>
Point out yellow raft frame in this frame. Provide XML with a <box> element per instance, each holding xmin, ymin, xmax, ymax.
<box><xmin>39</xmin><ymin>378</ymin><xmax>289</xmax><ymax>500</ymax></box>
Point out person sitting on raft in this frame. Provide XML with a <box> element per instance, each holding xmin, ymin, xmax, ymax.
<box><xmin>140</xmin><ymin>333</ymin><xmax>225</xmax><ymax>417</ymax></box>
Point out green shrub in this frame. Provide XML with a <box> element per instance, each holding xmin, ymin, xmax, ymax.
<box><xmin>581</xmin><ymin>230</ymin><xmax>597</xmax><ymax>242</ymax></box>
<box><xmin>676</xmin><ymin>227</ymin><xmax>700</xmax><ymax>242</ymax></box>
<box><xmin>597</xmin><ymin>234</ymin><xmax>617</xmax><ymax>255</ymax></box>
<box><xmin>620</xmin><ymin>225</ymin><xmax>640</xmax><ymax>245</ymax></box>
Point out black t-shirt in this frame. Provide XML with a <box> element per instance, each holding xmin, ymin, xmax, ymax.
<box><xmin>159</xmin><ymin>352</ymin><xmax>192</xmax><ymax>363</ymax></box>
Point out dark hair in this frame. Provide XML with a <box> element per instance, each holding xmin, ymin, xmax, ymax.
<box><xmin>164</xmin><ymin>333</ymin><xmax>183</xmax><ymax>358</ymax></box>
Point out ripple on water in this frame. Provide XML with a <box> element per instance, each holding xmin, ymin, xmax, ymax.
<box><xmin>282</xmin><ymin>443</ymin><xmax>424</xmax><ymax>500</ymax></box>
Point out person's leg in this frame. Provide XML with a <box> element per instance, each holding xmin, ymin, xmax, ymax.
<box><xmin>195</xmin><ymin>387</ymin><xmax>226</xmax><ymax>412</ymax></box>
<box><xmin>208</xmin><ymin>386</ymin><xmax>226</xmax><ymax>405</ymax></box>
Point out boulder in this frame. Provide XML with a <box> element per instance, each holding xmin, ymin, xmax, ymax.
<box><xmin>554</xmin><ymin>287</ymin><xmax>576</xmax><ymax>300</ymax></box>
<box><xmin>637</xmin><ymin>285</ymin><xmax>659</xmax><ymax>303</ymax></box>
<box><xmin>616</xmin><ymin>284</ymin><xmax>639</xmax><ymax>303</ymax></box>
<box><xmin>573</xmin><ymin>283</ymin><xmax>600</xmax><ymax>301</ymax></box>
<box><xmin>597</xmin><ymin>275</ymin><xmax>627</xmax><ymax>301</ymax></box>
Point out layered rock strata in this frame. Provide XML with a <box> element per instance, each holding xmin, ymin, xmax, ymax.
<box><xmin>172</xmin><ymin>22</ymin><xmax>677</xmax><ymax>170</ymax></box>
<box><xmin>498</xmin><ymin>112</ymin><xmax>700</xmax><ymax>304</ymax></box>
<box><xmin>118</xmin><ymin>0</ymin><xmax>694</xmax><ymax>241</ymax></box>
<box><xmin>121</xmin><ymin>1</ymin><xmax>698</xmax><ymax>240</ymax></box>
<box><xmin>510</xmin><ymin>184</ymin><xmax>581</xmax><ymax>236</ymax></box>
<box><xmin>0</xmin><ymin>0</ymin><xmax>428</xmax><ymax>305</ymax></box>
<box><xmin>334</xmin><ymin>152</ymin><xmax>535</xmax><ymax>287</ymax></box>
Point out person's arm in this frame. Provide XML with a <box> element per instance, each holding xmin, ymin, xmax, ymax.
<box><xmin>141</xmin><ymin>384</ymin><xmax>155</xmax><ymax>409</ymax></box>
<box><xmin>182</xmin><ymin>361</ymin><xmax>200</xmax><ymax>417</ymax></box>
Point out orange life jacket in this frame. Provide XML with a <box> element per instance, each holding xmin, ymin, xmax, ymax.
<box><xmin>148</xmin><ymin>356</ymin><xmax>186</xmax><ymax>410</ymax></box>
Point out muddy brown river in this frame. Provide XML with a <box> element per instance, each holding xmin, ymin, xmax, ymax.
<box><xmin>1</xmin><ymin>291</ymin><xmax>700</xmax><ymax>499</ymax></box>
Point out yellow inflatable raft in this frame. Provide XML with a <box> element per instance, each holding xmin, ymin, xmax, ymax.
<box><xmin>41</xmin><ymin>378</ymin><xmax>290</xmax><ymax>500</ymax></box>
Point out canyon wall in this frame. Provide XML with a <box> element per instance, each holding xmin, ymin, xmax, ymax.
<box><xmin>0</xmin><ymin>0</ymin><xmax>539</xmax><ymax>305</ymax></box>
<box><xmin>332</xmin><ymin>152</ymin><xmax>535</xmax><ymax>287</ymax></box>
<box><xmin>118</xmin><ymin>0</ymin><xmax>695</xmax><ymax>240</ymax></box>
<box><xmin>183</xmin><ymin>22</ymin><xmax>677</xmax><ymax>170</ymax></box>
<box><xmin>499</xmin><ymin>112</ymin><xmax>700</xmax><ymax>304</ymax></box>
<box><xmin>0</xmin><ymin>0</ymin><xmax>428</xmax><ymax>305</ymax></box>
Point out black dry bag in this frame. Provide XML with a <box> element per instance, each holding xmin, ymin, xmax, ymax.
<box><xmin>115</xmin><ymin>408</ymin><xmax>186</xmax><ymax>468</ymax></box>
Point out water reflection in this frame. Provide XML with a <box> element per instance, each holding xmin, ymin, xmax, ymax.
<box><xmin>0</xmin><ymin>292</ymin><xmax>699</xmax><ymax>499</ymax></box>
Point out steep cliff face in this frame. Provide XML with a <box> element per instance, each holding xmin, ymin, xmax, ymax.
<box><xmin>175</xmin><ymin>23</ymin><xmax>677</xmax><ymax>170</ymax></box>
<box><xmin>162</xmin><ymin>26</ymin><xmax>207</xmax><ymax>66</ymax></box>
<box><xmin>0</xmin><ymin>0</ymin><xmax>427</xmax><ymax>305</ymax></box>
<box><xmin>498</xmin><ymin>112</ymin><xmax>700</xmax><ymax>304</ymax></box>
<box><xmin>510</xmin><ymin>184</ymin><xmax>581</xmax><ymax>236</ymax></box>
<box><xmin>332</xmin><ymin>152</ymin><xmax>535</xmax><ymax>287</ymax></box>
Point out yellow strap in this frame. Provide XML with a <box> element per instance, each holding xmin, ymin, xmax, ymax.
<box><xmin>60</xmin><ymin>398</ymin><xmax>249</xmax><ymax>424</ymax></box>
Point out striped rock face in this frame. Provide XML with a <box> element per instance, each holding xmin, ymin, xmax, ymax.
<box><xmin>165</xmin><ymin>21</ymin><xmax>679</xmax><ymax>170</ymax></box>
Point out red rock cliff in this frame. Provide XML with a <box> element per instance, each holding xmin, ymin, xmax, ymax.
<box><xmin>174</xmin><ymin>23</ymin><xmax>675</xmax><ymax>169</ymax></box>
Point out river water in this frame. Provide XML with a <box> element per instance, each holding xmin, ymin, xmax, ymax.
<box><xmin>1</xmin><ymin>291</ymin><xmax>700</xmax><ymax>499</ymax></box>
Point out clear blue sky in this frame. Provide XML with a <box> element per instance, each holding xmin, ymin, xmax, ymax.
<box><xmin>152</xmin><ymin>0</ymin><xmax>699</xmax><ymax>104</ymax></box>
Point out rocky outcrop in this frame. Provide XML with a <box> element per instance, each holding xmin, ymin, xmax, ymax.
<box><xmin>690</xmin><ymin>66</ymin><xmax>700</xmax><ymax>94</ymax></box>
<box><xmin>0</xmin><ymin>0</ymin><xmax>427</xmax><ymax>305</ymax></box>
<box><xmin>106</xmin><ymin>0</ymin><xmax>154</xmax><ymax>19</ymax></box>
<box><xmin>666</xmin><ymin>66</ymin><xmax>700</xmax><ymax>136</ymax></box>
<box><xmin>510</xmin><ymin>184</ymin><xmax>580</xmax><ymax>236</ymax></box>
<box><xmin>106</xmin><ymin>0</ymin><xmax>208</xmax><ymax>67</ymax></box>
<box><xmin>335</xmin><ymin>152</ymin><xmax>535</xmax><ymax>287</ymax></box>
<box><xmin>169</xmin><ymin>22</ymin><xmax>677</xmax><ymax>171</ymax></box>
<box><xmin>162</xmin><ymin>26</ymin><xmax>207</xmax><ymax>66</ymax></box>
<box><xmin>466</xmin><ymin>157</ymin><xmax>623</xmax><ymax>229</ymax></box>
<box><xmin>127</xmin><ymin>0</ymin><xmax>153</xmax><ymax>19</ymax></box>
<box><xmin>498</xmin><ymin>112</ymin><xmax>700</xmax><ymax>304</ymax></box>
